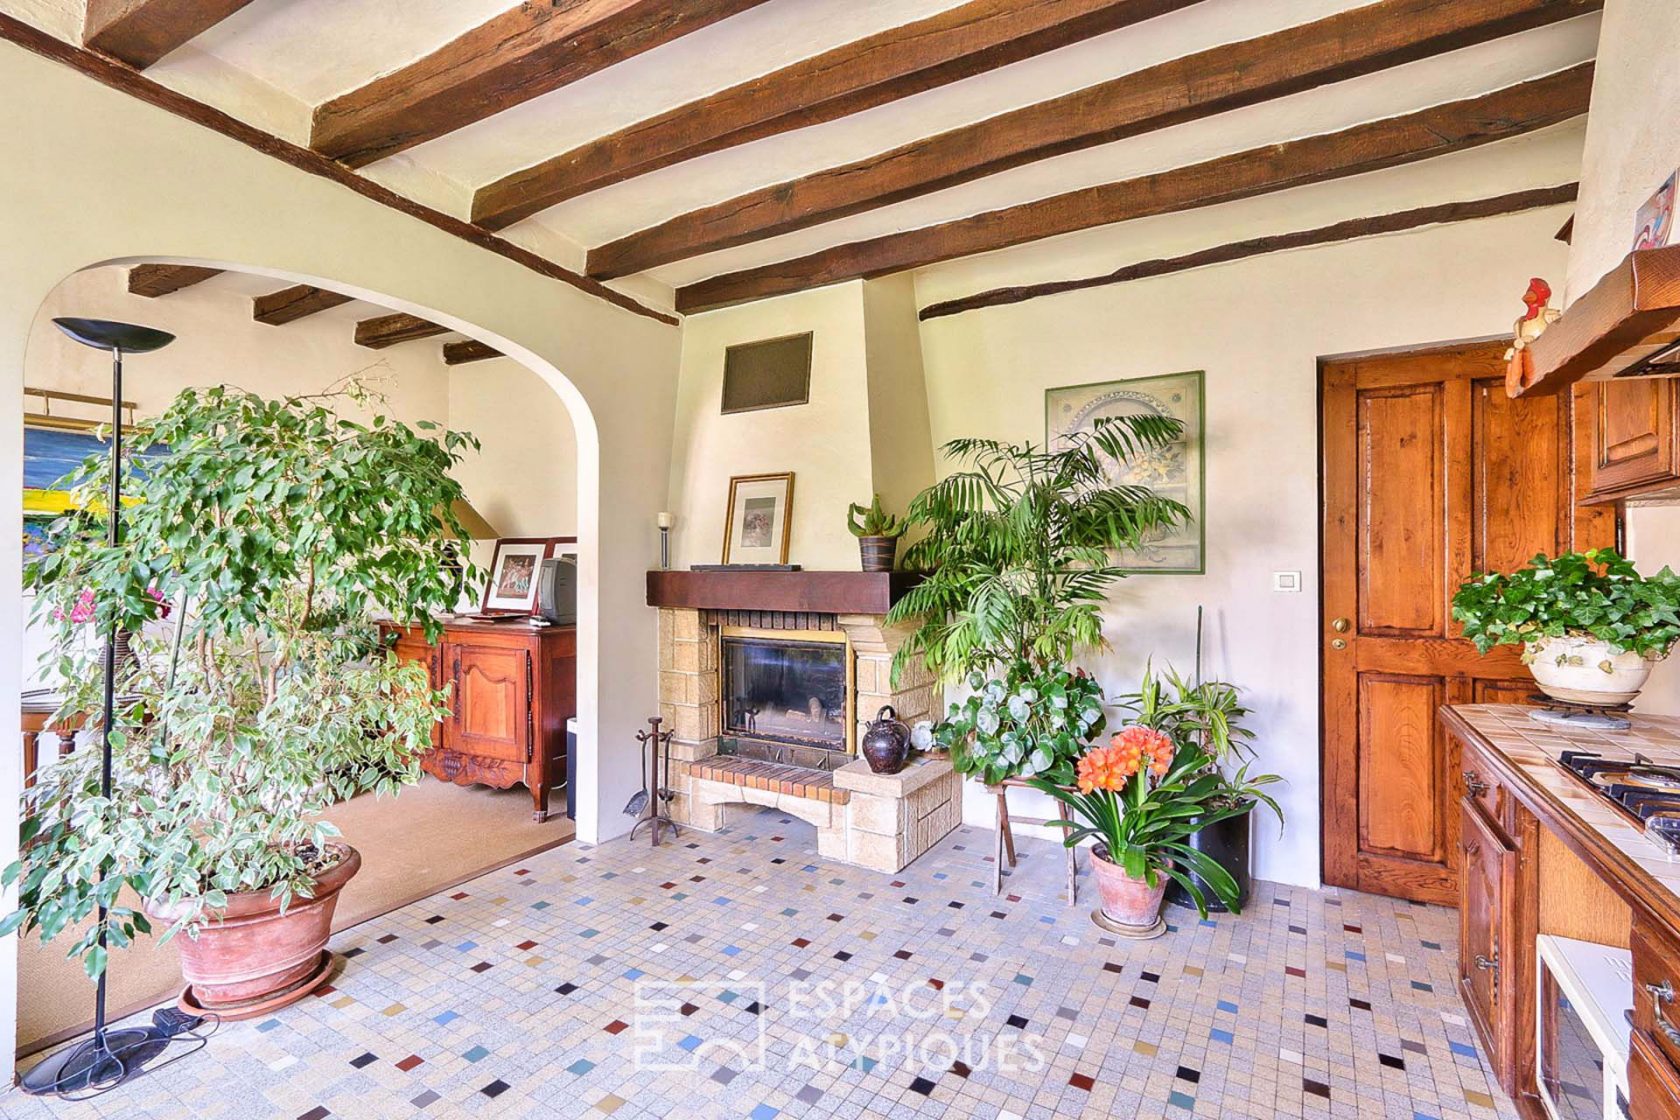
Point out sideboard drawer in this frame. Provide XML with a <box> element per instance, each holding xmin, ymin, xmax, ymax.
<box><xmin>1460</xmin><ymin>741</ymin><xmax>1510</xmax><ymax>837</ymax></box>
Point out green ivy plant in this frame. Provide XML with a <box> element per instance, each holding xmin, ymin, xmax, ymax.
<box><xmin>3</xmin><ymin>383</ymin><xmax>479</xmax><ymax>978</ymax></box>
<box><xmin>1451</xmin><ymin>548</ymin><xmax>1680</xmax><ymax>659</ymax></box>
<box><xmin>935</xmin><ymin>663</ymin><xmax>1107</xmax><ymax>786</ymax></box>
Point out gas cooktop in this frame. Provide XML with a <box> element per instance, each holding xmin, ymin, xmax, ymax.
<box><xmin>1557</xmin><ymin>748</ymin><xmax>1680</xmax><ymax>858</ymax></box>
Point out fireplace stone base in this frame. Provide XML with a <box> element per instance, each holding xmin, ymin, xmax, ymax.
<box><xmin>684</xmin><ymin>752</ymin><xmax>959</xmax><ymax>873</ymax></box>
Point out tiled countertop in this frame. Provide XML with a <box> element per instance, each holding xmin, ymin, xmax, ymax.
<box><xmin>1442</xmin><ymin>703</ymin><xmax>1680</xmax><ymax>925</ymax></box>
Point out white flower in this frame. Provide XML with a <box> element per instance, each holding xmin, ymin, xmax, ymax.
<box><xmin>910</xmin><ymin>721</ymin><xmax>935</xmax><ymax>750</ymax></box>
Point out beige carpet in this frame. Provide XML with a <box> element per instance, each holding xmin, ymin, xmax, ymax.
<box><xmin>16</xmin><ymin>776</ymin><xmax>573</xmax><ymax>1054</ymax></box>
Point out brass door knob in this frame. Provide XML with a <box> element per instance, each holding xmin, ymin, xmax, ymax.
<box><xmin>1331</xmin><ymin>618</ymin><xmax>1350</xmax><ymax>633</ymax></box>
<box><xmin>1330</xmin><ymin>638</ymin><xmax>1347</xmax><ymax>650</ymax></box>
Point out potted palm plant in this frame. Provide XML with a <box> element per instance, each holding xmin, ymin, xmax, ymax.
<box><xmin>888</xmin><ymin>417</ymin><xmax>1188</xmax><ymax>784</ymax></box>
<box><xmin>1030</xmin><ymin>730</ymin><xmax>1278</xmax><ymax>935</ymax></box>
<box><xmin>3</xmin><ymin>383</ymin><xmax>477</xmax><ymax>1017</ymax></box>
<box><xmin>1452</xmin><ymin>549</ymin><xmax>1680</xmax><ymax>705</ymax></box>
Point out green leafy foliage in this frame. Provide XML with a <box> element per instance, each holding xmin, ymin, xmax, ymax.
<box><xmin>846</xmin><ymin>494</ymin><xmax>905</xmax><ymax>539</ymax></box>
<box><xmin>3</xmin><ymin>383</ymin><xmax>480</xmax><ymax>977</ymax></box>
<box><xmin>1030</xmin><ymin>740</ymin><xmax>1278</xmax><ymax>918</ymax></box>
<box><xmin>886</xmin><ymin>415</ymin><xmax>1189</xmax><ymax>687</ymax></box>
<box><xmin>936</xmin><ymin>663</ymin><xmax>1107</xmax><ymax>786</ymax></box>
<box><xmin>1451</xmin><ymin>549</ymin><xmax>1680</xmax><ymax>659</ymax></box>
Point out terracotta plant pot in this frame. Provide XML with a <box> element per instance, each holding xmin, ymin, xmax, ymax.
<box><xmin>1525</xmin><ymin>635</ymin><xmax>1658</xmax><ymax>705</ymax></box>
<box><xmin>146</xmin><ymin>844</ymin><xmax>360</xmax><ymax>1019</ymax></box>
<box><xmin>1089</xmin><ymin>846</ymin><xmax>1167</xmax><ymax>938</ymax></box>
<box><xmin>858</xmin><ymin>536</ymin><xmax>897</xmax><ymax>572</ymax></box>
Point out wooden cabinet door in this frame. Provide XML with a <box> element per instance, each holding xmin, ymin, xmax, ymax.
<box><xmin>447</xmin><ymin>640</ymin><xmax>530</xmax><ymax>765</ymax></box>
<box><xmin>1630</xmin><ymin>1030</ymin><xmax>1680</xmax><ymax>1120</ymax></box>
<box><xmin>1322</xmin><ymin>343</ymin><xmax>1614</xmax><ymax>904</ymax></box>
<box><xmin>1591</xmin><ymin>378</ymin><xmax>1677</xmax><ymax>498</ymax></box>
<box><xmin>1459</xmin><ymin>798</ymin><xmax>1516</xmax><ymax>1082</ymax></box>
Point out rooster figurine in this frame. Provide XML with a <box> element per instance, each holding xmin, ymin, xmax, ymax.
<box><xmin>1504</xmin><ymin>277</ymin><xmax>1563</xmax><ymax>395</ymax></box>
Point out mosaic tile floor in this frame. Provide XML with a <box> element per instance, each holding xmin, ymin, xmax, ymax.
<box><xmin>7</xmin><ymin>810</ymin><xmax>1515</xmax><ymax>1120</ymax></box>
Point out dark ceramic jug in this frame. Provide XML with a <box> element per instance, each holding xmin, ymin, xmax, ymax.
<box><xmin>860</xmin><ymin>705</ymin><xmax>911</xmax><ymax>775</ymax></box>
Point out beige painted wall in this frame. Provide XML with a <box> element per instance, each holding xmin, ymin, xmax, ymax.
<box><xmin>1566</xmin><ymin>0</ymin><xmax>1680</xmax><ymax>296</ymax></box>
<box><xmin>0</xmin><ymin>37</ymin><xmax>680</xmax><ymax>1077</ymax></box>
<box><xmin>449</xmin><ymin>356</ymin><xmax>580</xmax><ymax>540</ymax></box>
<box><xmin>670</xmin><ymin>282</ymin><xmax>874</xmax><ymax>569</ymax></box>
<box><xmin>916</xmin><ymin>205</ymin><xmax>1575</xmax><ymax>889</ymax></box>
<box><xmin>862</xmin><ymin>275</ymin><xmax>937</xmax><ymax>518</ymax></box>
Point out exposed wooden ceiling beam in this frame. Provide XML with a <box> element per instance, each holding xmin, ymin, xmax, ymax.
<box><xmin>83</xmin><ymin>0</ymin><xmax>257</xmax><ymax>68</ymax></box>
<box><xmin>919</xmin><ymin>183</ymin><xmax>1579</xmax><ymax>320</ymax></box>
<box><xmin>471</xmin><ymin>0</ymin><xmax>1201</xmax><ymax>230</ymax></box>
<box><xmin>443</xmin><ymin>339</ymin><xmax>503</xmax><ymax>366</ymax></box>
<box><xmin>675</xmin><ymin>63</ymin><xmax>1594</xmax><ymax>314</ymax></box>
<box><xmin>0</xmin><ymin>15</ymin><xmax>674</xmax><ymax>326</ymax></box>
<box><xmin>355</xmin><ymin>313</ymin><xmax>448</xmax><ymax>350</ymax></box>
<box><xmin>127</xmin><ymin>264</ymin><xmax>222</xmax><ymax>297</ymax></box>
<box><xmin>312</xmin><ymin>0</ymin><xmax>773</xmax><ymax>169</ymax></box>
<box><xmin>590</xmin><ymin>0</ymin><xmax>1602</xmax><ymax>280</ymax></box>
<box><xmin>252</xmin><ymin>284</ymin><xmax>353</xmax><ymax>326</ymax></box>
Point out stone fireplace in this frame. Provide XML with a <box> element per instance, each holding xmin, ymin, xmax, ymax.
<box><xmin>649</xmin><ymin>570</ymin><xmax>960</xmax><ymax>873</ymax></box>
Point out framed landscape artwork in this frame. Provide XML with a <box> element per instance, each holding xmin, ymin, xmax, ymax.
<box><xmin>1046</xmin><ymin>370</ymin><xmax>1205</xmax><ymax>574</ymax></box>
<box><xmin>722</xmin><ymin>472</ymin><xmax>795</xmax><ymax>565</ymax></box>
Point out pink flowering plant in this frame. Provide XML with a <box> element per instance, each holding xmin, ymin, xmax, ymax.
<box><xmin>5</xmin><ymin>383</ymin><xmax>479</xmax><ymax>978</ymax></box>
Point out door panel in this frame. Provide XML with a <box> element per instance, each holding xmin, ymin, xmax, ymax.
<box><xmin>1594</xmin><ymin>378</ymin><xmax>1675</xmax><ymax>496</ymax></box>
<box><xmin>1357</xmin><ymin>385</ymin><xmax>1445</xmax><ymax>637</ymax></box>
<box><xmin>1323</xmin><ymin>342</ymin><xmax>1614</xmax><ymax>904</ymax></box>
<box><xmin>1356</xmin><ymin>674</ymin><xmax>1446</xmax><ymax>863</ymax></box>
<box><xmin>450</xmin><ymin>642</ymin><xmax>528</xmax><ymax>764</ymax></box>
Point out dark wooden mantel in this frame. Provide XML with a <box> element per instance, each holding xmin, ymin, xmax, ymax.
<box><xmin>646</xmin><ymin>569</ymin><xmax>920</xmax><ymax>614</ymax></box>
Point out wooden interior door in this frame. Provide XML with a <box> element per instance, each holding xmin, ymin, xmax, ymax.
<box><xmin>1321</xmin><ymin>342</ymin><xmax>1613</xmax><ymax>904</ymax></box>
<box><xmin>449</xmin><ymin>640</ymin><xmax>530</xmax><ymax>764</ymax></box>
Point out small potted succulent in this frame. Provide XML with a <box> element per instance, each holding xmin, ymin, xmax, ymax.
<box><xmin>847</xmin><ymin>494</ymin><xmax>906</xmax><ymax>572</ymax></box>
<box><xmin>4</xmin><ymin>383</ymin><xmax>475</xmax><ymax>1016</ymax></box>
<box><xmin>1031</xmin><ymin>729</ymin><xmax>1279</xmax><ymax>935</ymax></box>
<box><xmin>1452</xmin><ymin>549</ymin><xmax>1680</xmax><ymax>705</ymax></box>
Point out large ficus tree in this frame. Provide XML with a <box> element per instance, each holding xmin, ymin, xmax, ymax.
<box><xmin>5</xmin><ymin>384</ymin><xmax>479</xmax><ymax>976</ymax></box>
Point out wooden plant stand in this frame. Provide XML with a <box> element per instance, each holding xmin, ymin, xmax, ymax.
<box><xmin>988</xmin><ymin>777</ymin><xmax>1078</xmax><ymax>907</ymax></box>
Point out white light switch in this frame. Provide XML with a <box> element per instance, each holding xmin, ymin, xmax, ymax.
<box><xmin>1273</xmin><ymin>571</ymin><xmax>1302</xmax><ymax>593</ymax></box>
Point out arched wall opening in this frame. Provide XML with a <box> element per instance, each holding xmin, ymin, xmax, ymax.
<box><xmin>15</xmin><ymin>259</ymin><xmax>600</xmax><ymax>1054</ymax></box>
<box><xmin>0</xmin><ymin>38</ymin><xmax>683</xmax><ymax>1079</ymax></box>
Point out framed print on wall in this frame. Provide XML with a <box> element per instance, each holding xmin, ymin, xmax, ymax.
<box><xmin>481</xmin><ymin>537</ymin><xmax>554</xmax><ymax>613</ymax></box>
<box><xmin>1046</xmin><ymin>370</ymin><xmax>1204</xmax><ymax>574</ymax></box>
<box><xmin>722</xmin><ymin>472</ymin><xmax>795</xmax><ymax>565</ymax></box>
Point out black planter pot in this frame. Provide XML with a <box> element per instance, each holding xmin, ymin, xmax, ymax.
<box><xmin>1165</xmin><ymin>810</ymin><xmax>1251</xmax><ymax>913</ymax></box>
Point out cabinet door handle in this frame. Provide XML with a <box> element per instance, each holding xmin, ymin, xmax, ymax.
<box><xmin>1474</xmin><ymin>953</ymin><xmax>1498</xmax><ymax>971</ymax></box>
<box><xmin>1463</xmin><ymin>771</ymin><xmax>1489</xmax><ymax>798</ymax></box>
<box><xmin>1645</xmin><ymin>981</ymin><xmax>1680</xmax><ymax>1047</ymax></box>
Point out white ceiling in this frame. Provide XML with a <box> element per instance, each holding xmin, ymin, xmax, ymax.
<box><xmin>9</xmin><ymin>0</ymin><xmax>1602</xmax><ymax>314</ymax></box>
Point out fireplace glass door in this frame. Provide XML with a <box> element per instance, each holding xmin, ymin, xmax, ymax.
<box><xmin>721</xmin><ymin>635</ymin><xmax>848</xmax><ymax>752</ymax></box>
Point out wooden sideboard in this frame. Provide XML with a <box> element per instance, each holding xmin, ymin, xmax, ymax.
<box><xmin>387</xmin><ymin>619</ymin><xmax>575</xmax><ymax>822</ymax></box>
<box><xmin>1441</xmin><ymin>705</ymin><xmax>1680</xmax><ymax>1118</ymax></box>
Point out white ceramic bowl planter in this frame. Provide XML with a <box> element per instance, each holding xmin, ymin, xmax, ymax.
<box><xmin>1524</xmin><ymin>634</ymin><xmax>1666</xmax><ymax>705</ymax></box>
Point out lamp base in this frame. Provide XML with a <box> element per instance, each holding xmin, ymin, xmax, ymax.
<box><xmin>18</xmin><ymin>1027</ymin><xmax>171</xmax><ymax>1097</ymax></box>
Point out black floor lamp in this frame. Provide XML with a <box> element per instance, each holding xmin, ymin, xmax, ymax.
<box><xmin>19</xmin><ymin>318</ymin><xmax>185</xmax><ymax>1098</ymax></box>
